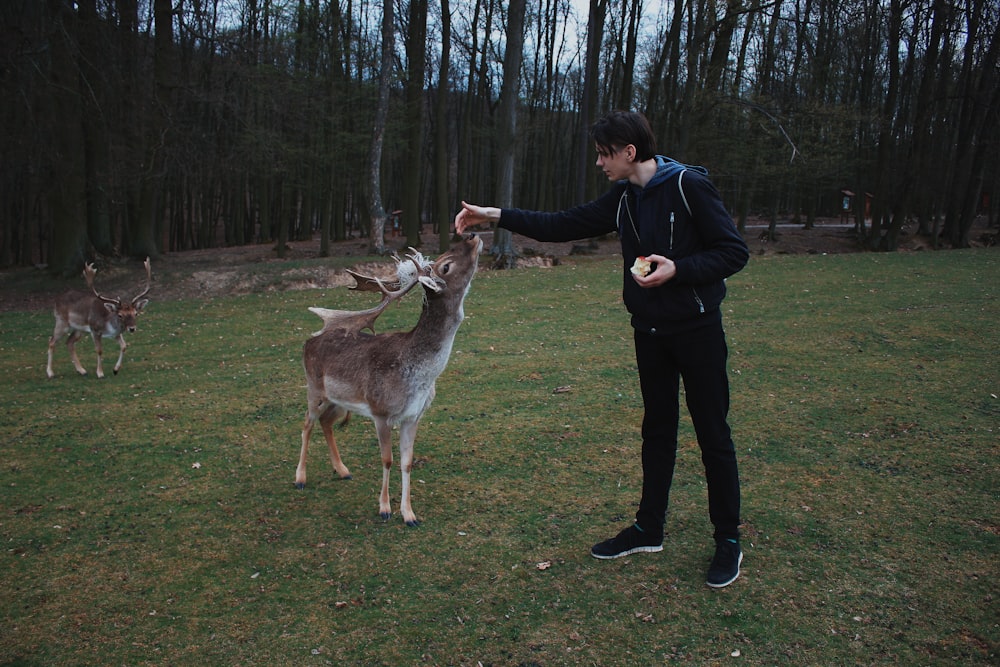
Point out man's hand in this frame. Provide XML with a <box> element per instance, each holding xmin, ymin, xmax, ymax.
<box><xmin>632</xmin><ymin>253</ymin><xmax>676</xmax><ymax>287</ymax></box>
<box><xmin>454</xmin><ymin>200</ymin><xmax>500</xmax><ymax>234</ymax></box>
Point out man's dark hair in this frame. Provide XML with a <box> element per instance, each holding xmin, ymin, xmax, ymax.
<box><xmin>590</xmin><ymin>110</ymin><xmax>657</xmax><ymax>162</ymax></box>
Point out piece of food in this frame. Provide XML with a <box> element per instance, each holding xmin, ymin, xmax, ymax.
<box><xmin>630</xmin><ymin>256</ymin><xmax>652</xmax><ymax>277</ymax></box>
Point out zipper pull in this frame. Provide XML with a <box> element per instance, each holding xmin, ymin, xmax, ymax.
<box><xmin>669</xmin><ymin>212</ymin><xmax>675</xmax><ymax>249</ymax></box>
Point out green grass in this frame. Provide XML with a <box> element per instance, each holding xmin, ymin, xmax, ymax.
<box><xmin>1</xmin><ymin>250</ymin><xmax>997</xmax><ymax>665</ymax></box>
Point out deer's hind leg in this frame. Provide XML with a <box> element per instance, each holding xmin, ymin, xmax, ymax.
<box><xmin>66</xmin><ymin>330</ymin><xmax>89</xmax><ymax>376</ymax></box>
<box><xmin>319</xmin><ymin>404</ymin><xmax>352</xmax><ymax>480</ymax></box>
<box><xmin>297</xmin><ymin>401</ymin><xmax>350</xmax><ymax>489</ymax></box>
<box><xmin>46</xmin><ymin>320</ymin><xmax>71</xmax><ymax>378</ymax></box>
<box><xmin>295</xmin><ymin>409</ymin><xmax>315</xmax><ymax>489</ymax></box>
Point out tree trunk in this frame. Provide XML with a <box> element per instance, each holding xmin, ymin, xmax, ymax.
<box><xmin>867</xmin><ymin>0</ymin><xmax>903</xmax><ymax>251</ymax></box>
<box><xmin>945</xmin><ymin>3</ymin><xmax>998</xmax><ymax>247</ymax></box>
<box><xmin>615</xmin><ymin>0</ymin><xmax>642</xmax><ymax>110</ymax></box>
<box><xmin>576</xmin><ymin>0</ymin><xmax>606</xmax><ymax>202</ymax></box>
<box><xmin>77</xmin><ymin>0</ymin><xmax>114</xmax><ymax>256</ymax></box>
<box><xmin>130</xmin><ymin>0</ymin><xmax>175</xmax><ymax>260</ymax></box>
<box><xmin>46</xmin><ymin>0</ymin><xmax>88</xmax><ymax>277</ymax></box>
<box><xmin>367</xmin><ymin>0</ymin><xmax>393</xmax><ymax>255</ymax></box>
<box><xmin>434</xmin><ymin>0</ymin><xmax>453</xmax><ymax>253</ymax></box>
<box><xmin>492</xmin><ymin>0</ymin><xmax>526</xmax><ymax>269</ymax></box>
<box><xmin>402</xmin><ymin>0</ymin><xmax>428</xmax><ymax>247</ymax></box>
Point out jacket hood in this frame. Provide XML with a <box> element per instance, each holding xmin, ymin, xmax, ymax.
<box><xmin>645</xmin><ymin>155</ymin><xmax>709</xmax><ymax>189</ymax></box>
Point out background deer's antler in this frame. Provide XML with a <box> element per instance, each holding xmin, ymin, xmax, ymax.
<box><xmin>132</xmin><ymin>257</ymin><xmax>152</xmax><ymax>305</ymax></box>
<box><xmin>83</xmin><ymin>263</ymin><xmax>120</xmax><ymax>306</ymax></box>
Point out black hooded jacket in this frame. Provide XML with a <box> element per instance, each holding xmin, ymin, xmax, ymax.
<box><xmin>498</xmin><ymin>157</ymin><xmax>750</xmax><ymax>334</ymax></box>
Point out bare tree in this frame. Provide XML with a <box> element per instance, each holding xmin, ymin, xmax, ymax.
<box><xmin>402</xmin><ymin>0</ymin><xmax>429</xmax><ymax>246</ymax></box>
<box><xmin>433</xmin><ymin>0</ymin><xmax>453</xmax><ymax>253</ymax></box>
<box><xmin>491</xmin><ymin>0</ymin><xmax>527</xmax><ymax>268</ymax></box>
<box><xmin>367</xmin><ymin>0</ymin><xmax>394</xmax><ymax>255</ymax></box>
<box><xmin>576</xmin><ymin>0</ymin><xmax>607</xmax><ymax>202</ymax></box>
<box><xmin>3</xmin><ymin>0</ymin><xmax>1000</xmax><ymax>267</ymax></box>
<box><xmin>45</xmin><ymin>0</ymin><xmax>88</xmax><ymax>277</ymax></box>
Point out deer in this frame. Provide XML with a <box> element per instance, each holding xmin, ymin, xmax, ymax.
<box><xmin>46</xmin><ymin>258</ymin><xmax>152</xmax><ymax>379</ymax></box>
<box><xmin>296</xmin><ymin>233</ymin><xmax>483</xmax><ymax>526</ymax></box>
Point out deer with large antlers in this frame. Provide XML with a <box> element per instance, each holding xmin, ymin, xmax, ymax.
<box><xmin>46</xmin><ymin>258</ymin><xmax>151</xmax><ymax>379</ymax></box>
<box><xmin>296</xmin><ymin>234</ymin><xmax>482</xmax><ymax>526</ymax></box>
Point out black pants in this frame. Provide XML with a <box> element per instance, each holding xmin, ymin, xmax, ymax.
<box><xmin>633</xmin><ymin>323</ymin><xmax>741</xmax><ymax>542</ymax></box>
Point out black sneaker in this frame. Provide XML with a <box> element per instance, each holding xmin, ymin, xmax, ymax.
<box><xmin>706</xmin><ymin>540</ymin><xmax>743</xmax><ymax>588</ymax></box>
<box><xmin>590</xmin><ymin>524</ymin><xmax>663</xmax><ymax>560</ymax></box>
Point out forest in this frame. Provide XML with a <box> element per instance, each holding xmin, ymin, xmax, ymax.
<box><xmin>1</xmin><ymin>0</ymin><xmax>997</xmax><ymax>275</ymax></box>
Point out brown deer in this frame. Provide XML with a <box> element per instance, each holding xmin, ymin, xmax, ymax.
<box><xmin>296</xmin><ymin>234</ymin><xmax>482</xmax><ymax>526</ymax></box>
<box><xmin>46</xmin><ymin>258</ymin><xmax>151</xmax><ymax>379</ymax></box>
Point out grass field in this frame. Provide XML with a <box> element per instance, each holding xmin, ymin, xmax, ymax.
<box><xmin>1</xmin><ymin>249</ymin><xmax>997</xmax><ymax>665</ymax></box>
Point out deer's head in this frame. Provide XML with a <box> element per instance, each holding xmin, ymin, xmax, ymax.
<box><xmin>85</xmin><ymin>257</ymin><xmax>152</xmax><ymax>332</ymax></box>
<box><xmin>315</xmin><ymin>236</ymin><xmax>482</xmax><ymax>336</ymax></box>
<box><xmin>416</xmin><ymin>234</ymin><xmax>483</xmax><ymax>299</ymax></box>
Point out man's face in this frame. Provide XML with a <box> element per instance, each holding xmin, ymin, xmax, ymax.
<box><xmin>595</xmin><ymin>143</ymin><xmax>634</xmax><ymax>181</ymax></box>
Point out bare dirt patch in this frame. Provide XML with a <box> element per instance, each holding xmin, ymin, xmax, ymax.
<box><xmin>146</xmin><ymin>219</ymin><xmax>866</xmax><ymax>302</ymax></box>
<box><xmin>3</xmin><ymin>216</ymin><xmax>991</xmax><ymax>313</ymax></box>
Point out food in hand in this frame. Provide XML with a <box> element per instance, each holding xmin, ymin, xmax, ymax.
<box><xmin>630</xmin><ymin>256</ymin><xmax>652</xmax><ymax>277</ymax></box>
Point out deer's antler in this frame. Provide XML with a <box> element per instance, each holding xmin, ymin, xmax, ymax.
<box><xmin>131</xmin><ymin>257</ymin><xmax>152</xmax><ymax>305</ymax></box>
<box><xmin>311</xmin><ymin>250</ymin><xmax>435</xmax><ymax>335</ymax></box>
<box><xmin>347</xmin><ymin>249</ymin><xmax>431</xmax><ymax>299</ymax></box>
<box><xmin>83</xmin><ymin>262</ymin><xmax>120</xmax><ymax>306</ymax></box>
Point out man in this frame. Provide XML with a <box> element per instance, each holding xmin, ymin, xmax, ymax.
<box><xmin>455</xmin><ymin>110</ymin><xmax>749</xmax><ymax>587</ymax></box>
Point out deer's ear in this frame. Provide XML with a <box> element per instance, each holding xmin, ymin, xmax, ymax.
<box><xmin>103</xmin><ymin>302</ymin><xmax>119</xmax><ymax>314</ymax></box>
<box><xmin>134</xmin><ymin>298</ymin><xmax>150</xmax><ymax>312</ymax></box>
<box><xmin>418</xmin><ymin>275</ymin><xmax>444</xmax><ymax>293</ymax></box>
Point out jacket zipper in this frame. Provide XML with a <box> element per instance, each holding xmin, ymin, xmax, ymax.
<box><xmin>618</xmin><ymin>190</ymin><xmax>640</xmax><ymax>243</ymax></box>
<box><xmin>692</xmin><ymin>288</ymin><xmax>705</xmax><ymax>313</ymax></box>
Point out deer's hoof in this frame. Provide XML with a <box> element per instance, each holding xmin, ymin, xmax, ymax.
<box><xmin>405</xmin><ymin>519</ymin><xmax>421</xmax><ymax>528</ymax></box>
<box><xmin>379</xmin><ymin>512</ymin><xmax>392</xmax><ymax>521</ymax></box>
<box><xmin>295</xmin><ymin>482</ymin><xmax>306</xmax><ymax>490</ymax></box>
<box><xmin>340</xmin><ymin>474</ymin><xmax>353</xmax><ymax>481</ymax></box>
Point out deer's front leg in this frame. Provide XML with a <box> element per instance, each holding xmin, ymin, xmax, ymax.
<box><xmin>374</xmin><ymin>417</ymin><xmax>394</xmax><ymax>521</ymax></box>
<box><xmin>91</xmin><ymin>332</ymin><xmax>106</xmax><ymax>378</ymax></box>
<box><xmin>112</xmin><ymin>334</ymin><xmax>127</xmax><ymax>375</ymax></box>
<box><xmin>46</xmin><ymin>335</ymin><xmax>59</xmax><ymax>379</ymax></box>
<box><xmin>398</xmin><ymin>419</ymin><xmax>421</xmax><ymax>527</ymax></box>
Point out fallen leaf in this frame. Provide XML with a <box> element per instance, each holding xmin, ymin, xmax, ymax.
<box><xmin>536</xmin><ymin>561</ymin><xmax>552</xmax><ymax>570</ymax></box>
<box><xmin>553</xmin><ymin>386</ymin><xmax>572</xmax><ymax>394</ymax></box>
<box><xmin>191</xmin><ymin>462</ymin><xmax>202</xmax><ymax>469</ymax></box>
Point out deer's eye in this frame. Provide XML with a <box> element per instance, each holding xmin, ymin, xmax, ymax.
<box><xmin>441</xmin><ymin>262</ymin><xmax>451</xmax><ymax>275</ymax></box>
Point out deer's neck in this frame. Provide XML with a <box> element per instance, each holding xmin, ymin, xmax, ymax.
<box><xmin>409</xmin><ymin>295</ymin><xmax>465</xmax><ymax>351</ymax></box>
